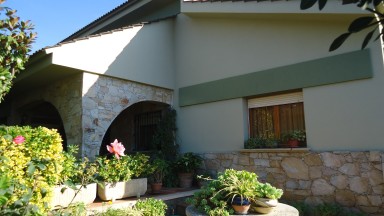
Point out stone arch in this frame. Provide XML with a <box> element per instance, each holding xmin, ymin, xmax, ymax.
<box><xmin>81</xmin><ymin>73</ymin><xmax>173</xmax><ymax>159</ymax></box>
<box><xmin>99</xmin><ymin>101</ymin><xmax>170</xmax><ymax>156</ymax></box>
<box><xmin>18</xmin><ymin>101</ymin><xmax>67</xmax><ymax>149</ymax></box>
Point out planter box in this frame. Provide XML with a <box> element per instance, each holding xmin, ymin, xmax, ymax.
<box><xmin>51</xmin><ymin>183</ymin><xmax>97</xmax><ymax>209</ymax></box>
<box><xmin>97</xmin><ymin>178</ymin><xmax>147</xmax><ymax>201</ymax></box>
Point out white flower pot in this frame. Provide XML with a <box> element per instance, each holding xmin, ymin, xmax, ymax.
<box><xmin>51</xmin><ymin>183</ymin><xmax>97</xmax><ymax>209</ymax></box>
<box><xmin>97</xmin><ymin>178</ymin><xmax>147</xmax><ymax>201</ymax></box>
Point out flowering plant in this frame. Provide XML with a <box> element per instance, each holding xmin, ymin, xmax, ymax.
<box><xmin>106</xmin><ymin>139</ymin><xmax>125</xmax><ymax>159</ymax></box>
<box><xmin>285</xmin><ymin>130</ymin><xmax>306</xmax><ymax>142</ymax></box>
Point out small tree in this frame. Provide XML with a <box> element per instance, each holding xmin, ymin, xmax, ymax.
<box><xmin>0</xmin><ymin>0</ymin><xmax>36</xmax><ymax>102</ymax></box>
<box><xmin>301</xmin><ymin>0</ymin><xmax>384</xmax><ymax>51</ymax></box>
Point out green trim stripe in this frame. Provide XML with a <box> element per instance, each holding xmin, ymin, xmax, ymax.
<box><xmin>179</xmin><ymin>50</ymin><xmax>372</xmax><ymax>106</ymax></box>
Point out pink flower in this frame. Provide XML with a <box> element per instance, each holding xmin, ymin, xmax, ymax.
<box><xmin>106</xmin><ymin>139</ymin><xmax>125</xmax><ymax>159</ymax></box>
<box><xmin>13</xmin><ymin>135</ymin><xmax>25</xmax><ymax>144</ymax></box>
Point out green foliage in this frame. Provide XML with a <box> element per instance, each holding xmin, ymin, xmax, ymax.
<box><xmin>216</xmin><ymin>169</ymin><xmax>259</xmax><ymax>203</ymax></box>
<box><xmin>92</xmin><ymin>206</ymin><xmax>142</xmax><ymax>216</ymax></box>
<box><xmin>174</xmin><ymin>152</ymin><xmax>202</xmax><ymax>173</ymax></box>
<box><xmin>0</xmin><ymin>0</ymin><xmax>37</xmax><ymax>101</ymax></box>
<box><xmin>60</xmin><ymin>145</ymin><xmax>78</xmax><ymax>184</ymax></box>
<box><xmin>96</xmin><ymin>156</ymin><xmax>132</xmax><ymax>183</ymax></box>
<box><xmin>244</xmin><ymin>137</ymin><xmax>277</xmax><ymax>149</ymax></box>
<box><xmin>253</xmin><ymin>182</ymin><xmax>283</xmax><ymax>200</ymax></box>
<box><xmin>91</xmin><ymin>198</ymin><xmax>167</xmax><ymax>216</ymax></box>
<box><xmin>150</xmin><ymin>107</ymin><xmax>179</xmax><ymax>161</ymax></box>
<box><xmin>284</xmin><ymin>130</ymin><xmax>306</xmax><ymax>142</ymax></box>
<box><xmin>51</xmin><ymin>202</ymin><xmax>87</xmax><ymax>216</ymax></box>
<box><xmin>188</xmin><ymin>169</ymin><xmax>265</xmax><ymax>215</ymax></box>
<box><xmin>0</xmin><ymin>125</ymin><xmax>64</xmax><ymax>214</ymax></box>
<box><xmin>300</xmin><ymin>0</ymin><xmax>384</xmax><ymax>51</ymax></box>
<box><xmin>187</xmin><ymin>178</ymin><xmax>233</xmax><ymax>216</ymax></box>
<box><xmin>135</xmin><ymin>198</ymin><xmax>167</xmax><ymax>216</ymax></box>
<box><xmin>96</xmin><ymin>153</ymin><xmax>151</xmax><ymax>183</ymax></box>
<box><xmin>126</xmin><ymin>153</ymin><xmax>151</xmax><ymax>178</ymax></box>
<box><xmin>148</xmin><ymin>158</ymin><xmax>169</xmax><ymax>183</ymax></box>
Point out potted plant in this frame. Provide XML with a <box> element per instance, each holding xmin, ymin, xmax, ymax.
<box><xmin>51</xmin><ymin>145</ymin><xmax>98</xmax><ymax>209</ymax></box>
<box><xmin>284</xmin><ymin>130</ymin><xmax>306</xmax><ymax>148</ymax></box>
<box><xmin>149</xmin><ymin>158</ymin><xmax>169</xmax><ymax>193</ymax></box>
<box><xmin>174</xmin><ymin>152</ymin><xmax>202</xmax><ymax>188</ymax></box>
<box><xmin>251</xmin><ymin>182</ymin><xmax>284</xmax><ymax>214</ymax></box>
<box><xmin>96</xmin><ymin>139</ymin><xmax>148</xmax><ymax>201</ymax></box>
<box><xmin>216</xmin><ymin>169</ymin><xmax>259</xmax><ymax>215</ymax></box>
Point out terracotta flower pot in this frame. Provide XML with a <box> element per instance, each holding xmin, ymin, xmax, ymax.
<box><xmin>151</xmin><ymin>182</ymin><xmax>162</xmax><ymax>193</ymax></box>
<box><xmin>288</xmin><ymin>139</ymin><xmax>299</xmax><ymax>148</ymax></box>
<box><xmin>178</xmin><ymin>172</ymin><xmax>194</xmax><ymax>188</ymax></box>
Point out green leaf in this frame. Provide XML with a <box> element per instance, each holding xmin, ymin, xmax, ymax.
<box><xmin>348</xmin><ymin>16</ymin><xmax>375</xmax><ymax>33</ymax></box>
<box><xmin>26</xmin><ymin>163</ymin><xmax>36</xmax><ymax>176</ymax></box>
<box><xmin>329</xmin><ymin>33</ymin><xmax>351</xmax><ymax>52</ymax></box>
<box><xmin>300</xmin><ymin>0</ymin><xmax>317</xmax><ymax>10</ymax></box>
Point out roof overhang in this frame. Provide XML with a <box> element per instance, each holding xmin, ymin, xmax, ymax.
<box><xmin>9</xmin><ymin>53</ymin><xmax>84</xmax><ymax>96</ymax></box>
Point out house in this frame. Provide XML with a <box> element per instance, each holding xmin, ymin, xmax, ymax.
<box><xmin>0</xmin><ymin>0</ymin><xmax>382</xmax><ymax>213</ymax></box>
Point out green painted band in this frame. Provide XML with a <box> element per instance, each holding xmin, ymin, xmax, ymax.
<box><xmin>179</xmin><ymin>50</ymin><xmax>372</xmax><ymax>106</ymax></box>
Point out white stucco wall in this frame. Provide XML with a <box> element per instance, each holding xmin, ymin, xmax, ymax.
<box><xmin>46</xmin><ymin>19</ymin><xmax>175</xmax><ymax>89</ymax></box>
<box><xmin>303</xmin><ymin>45</ymin><xmax>384</xmax><ymax>151</ymax></box>
<box><xmin>177</xmin><ymin>98</ymin><xmax>247</xmax><ymax>153</ymax></box>
<box><xmin>174</xmin><ymin>13</ymin><xmax>384</xmax><ymax>152</ymax></box>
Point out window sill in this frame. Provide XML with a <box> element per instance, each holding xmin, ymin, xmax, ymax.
<box><xmin>240</xmin><ymin>148</ymin><xmax>310</xmax><ymax>153</ymax></box>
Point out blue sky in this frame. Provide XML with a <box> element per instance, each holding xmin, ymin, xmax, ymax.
<box><xmin>5</xmin><ymin>0</ymin><xmax>128</xmax><ymax>53</ymax></box>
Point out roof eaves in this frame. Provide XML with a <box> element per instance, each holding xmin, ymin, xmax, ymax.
<box><xmin>36</xmin><ymin>14</ymin><xmax>178</xmax><ymax>52</ymax></box>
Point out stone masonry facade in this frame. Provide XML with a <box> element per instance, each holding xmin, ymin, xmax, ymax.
<box><xmin>199</xmin><ymin>149</ymin><xmax>384</xmax><ymax>216</ymax></box>
<box><xmin>81</xmin><ymin>73</ymin><xmax>173</xmax><ymax>160</ymax></box>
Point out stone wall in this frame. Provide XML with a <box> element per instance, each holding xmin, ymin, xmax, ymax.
<box><xmin>81</xmin><ymin>73</ymin><xmax>173</xmax><ymax>160</ymax></box>
<box><xmin>8</xmin><ymin>74</ymin><xmax>83</xmax><ymax>146</ymax></box>
<box><xmin>199</xmin><ymin>149</ymin><xmax>384</xmax><ymax>216</ymax></box>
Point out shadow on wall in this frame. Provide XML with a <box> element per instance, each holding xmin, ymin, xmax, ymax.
<box><xmin>99</xmin><ymin>101</ymin><xmax>169</xmax><ymax>156</ymax></box>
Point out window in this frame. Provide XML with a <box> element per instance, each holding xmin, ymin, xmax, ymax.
<box><xmin>248</xmin><ymin>92</ymin><xmax>306</xmax><ymax>147</ymax></box>
<box><xmin>134</xmin><ymin>111</ymin><xmax>162</xmax><ymax>151</ymax></box>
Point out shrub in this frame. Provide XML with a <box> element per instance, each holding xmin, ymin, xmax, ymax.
<box><xmin>0</xmin><ymin>125</ymin><xmax>64</xmax><ymax>214</ymax></box>
<box><xmin>135</xmin><ymin>198</ymin><xmax>167</xmax><ymax>216</ymax></box>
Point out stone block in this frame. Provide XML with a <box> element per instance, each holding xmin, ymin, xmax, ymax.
<box><xmin>369</xmin><ymin>151</ymin><xmax>381</xmax><ymax>162</ymax></box>
<box><xmin>312</xmin><ymin>179</ymin><xmax>335</xmax><ymax>196</ymax></box>
<box><xmin>281</xmin><ymin>158</ymin><xmax>309</xmax><ymax>180</ymax></box>
<box><xmin>309</xmin><ymin>166</ymin><xmax>322</xmax><ymax>179</ymax></box>
<box><xmin>368</xmin><ymin>195</ymin><xmax>383</xmax><ymax>206</ymax></box>
<box><xmin>335</xmin><ymin>190</ymin><xmax>356</xmax><ymax>206</ymax></box>
<box><xmin>238</xmin><ymin>155</ymin><xmax>250</xmax><ymax>166</ymax></box>
<box><xmin>321</xmin><ymin>152</ymin><xmax>344</xmax><ymax>168</ymax></box>
<box><xmin>372</xmin><ymin>184</ymin><xmax>384</xmax><ymax>195</ymax></box>
<box><xmin>304</xmin><ymin>154</ymin><xmax>322</xmax><ymax>166</ymax></box>
<box><xmin>350</xmin><ymin>177</ymin><xmax>369</xmax><ymax>194</ymax></box>
<box><xmin>330</xmin><ymin>175</ymin><xmax>348</xmax><ymax>189</ymax></box>
<box><xmin>298</xmin><ymin>180</ymin><xmax>311</xmax><ymax>190</ymax></box>
<box><xmin>286</xmin><ymin>180</ymin><xmax>298</xmax><ymax>189</ymax></box>
<box><xmin>356</xmin><ymin>195</ymin><xmax>370</xmax><ymax>206</ymax></box>
<box><xmin>339</xmin><ymin>163</ymin><xmax>360</xmax><ymax>176</ymax></box>
<box><xmin>254</xmin><ymin>159</ymin><xmax>270</xmax><ymax>167</ymax></box>
<box><xmin>368</xmin><ymin>169</ymin><xmax>384</xmax><ymax>186</ymax></box>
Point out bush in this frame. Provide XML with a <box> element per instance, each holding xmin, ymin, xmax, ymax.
<box><xmin>0</xmin><ymin>125</ymin><xmax>64</xmax><ymax>214</ymax></box>
<box><xmin>135</xmin><ymin>198</ymin><xmax>167</xmax><ymax>216</ymax></box>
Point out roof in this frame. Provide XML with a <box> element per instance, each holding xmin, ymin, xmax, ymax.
<box><xmin>62</xmin><ymin>0</ymin><xmax>179</xmax><ymax>42</ymax></box>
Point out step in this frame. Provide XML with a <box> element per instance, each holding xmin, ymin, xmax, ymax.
<box><xmin>87</xmin><ymin>188</ymin><xmax>199</xmax><ymax>215</ymax></box>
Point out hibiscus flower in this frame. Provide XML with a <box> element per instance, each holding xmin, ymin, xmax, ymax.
<box><xmin>107</xmin><ymin>139</ymin><xmax>125</xmax><ymax>159</ymax></box>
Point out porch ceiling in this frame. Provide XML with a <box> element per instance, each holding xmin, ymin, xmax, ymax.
<box><xmin>10</xmin><ymin>53</ymin><xmax>83</xmax><ymax>96</ymax></box>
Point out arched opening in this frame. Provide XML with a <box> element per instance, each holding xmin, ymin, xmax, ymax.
<box><xmin>18</xmin><ymin>101</ymin><xmax>67</xmax><ymax>150</ymax></box>
<box><xmin>100</xmin><ymin>101</ymin><xmax>169</xmax><ymax>156</ymax></box>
